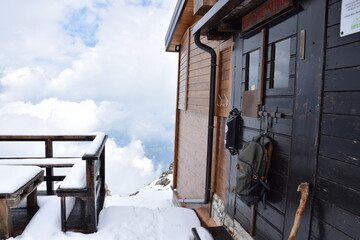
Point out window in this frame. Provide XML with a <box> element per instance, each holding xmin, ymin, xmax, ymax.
<box><xmin>246</xmin><ymin>49</ymin><xmax>260</xmax><ymax>91</ymax></box>
<box><xmin>272</xmin><ymin>38</ymin><xmax>291</xmax><ymax>88</ymax></box>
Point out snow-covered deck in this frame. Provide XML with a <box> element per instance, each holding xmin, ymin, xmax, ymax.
<box><xmin>6</xmin><ymin>175</ymin><xmax>214</xmax><ymax>240</ymax></box>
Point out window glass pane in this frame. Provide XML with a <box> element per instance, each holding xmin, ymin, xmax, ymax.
<box><xmin>273</xmin><ymin>38</ymin><xmax>291</xmax><ymax>88</ymax></box>
<box><xmin>248</xmin><ymin>50</ymin><xmax>260</xmax><ymax>91</ymax></box>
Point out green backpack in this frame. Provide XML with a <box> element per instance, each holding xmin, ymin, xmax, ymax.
<box><xmin>236</xmin><ymin>135</ymin><xmax>273</xmax><ymax>203</ymax></box>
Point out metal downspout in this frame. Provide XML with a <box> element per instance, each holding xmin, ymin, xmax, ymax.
<box><xmin>178</xmin><ymin>32</ymin><xmax>217</xmax><ymax>204</ymax></box>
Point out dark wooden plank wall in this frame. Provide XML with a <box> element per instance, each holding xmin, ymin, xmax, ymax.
<box><xmin>310</xmin><ymin>1</ymin><xmax>360</xmax><ymax>239</ymax></box>
<box><xmin>234</xmin><ymin>15</ymin><xmax>299</xmax><ymax>239</ymax></box>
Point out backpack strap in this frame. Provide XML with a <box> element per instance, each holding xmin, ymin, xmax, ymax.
<box><xmin>256</xmin><ymin>135</ymin><xmax>273</xmax><ymax>208</ymax></box>
<box><xmin>264</xmin><ymin>139</ymin><xmax>273</xmax><ymax>177</ymax></box>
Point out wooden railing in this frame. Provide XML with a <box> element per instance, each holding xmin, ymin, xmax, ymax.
<box><xmin>0</xmin><ymin>135</ymin><xmax>95</xmax><ymax>195</ymax></box>
<box><xmin>0</xmin><ymin>134</ymin><xmax>107</xmax><ymax>233</ymax></box>
<box><xmin>56</xmin><ymin>133</ymin><xmax>107</xmax><ymax>233</ymax></box>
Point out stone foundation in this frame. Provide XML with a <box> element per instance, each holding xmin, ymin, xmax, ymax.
<box><xmin>211</xmin><ymin>193</ymin><xmax>253</xmax><ymax>240</ymax></box>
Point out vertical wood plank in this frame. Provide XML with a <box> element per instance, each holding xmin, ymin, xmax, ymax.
<box><xmin>86</xmin><ymin>160</ymin><xmax>97</xmax><ymax>232</ymax></box>
<box><xmin>60</xmin><ymin>197</ymin><xmax>66</xmax><ymax>232</ymax></box>
<box><xmin>283</xmin><ymin>1</ymin><xmax>326</xmax><ymax>239</ymax></box>
<box><xmin>173</xmin><ymin>48</ymin><xmax>182</xmax><ymax>189</ymax></box>
<box><xmin>27</xmin><ymin>189</ymin><xmax>38</xmax><ymax>208</ymax></box>
<box><xmin>100</xmin><ymin>148</ymin><xmax>105</xmax><ymax>196</ymax></box>
<box><xmin>185</xmin><ymin>28</ymin><xmax>190</xmax><ymax>110</ymax></box>
<box><xmin>45</xmin><ymin>139</ymin><xmax>54</xmax><ymax>195</ymax></box>
<box><xmin>226</xmin><ymin>34</ymin><xmax>242</xmax><ymax>217</ymax></box>
<box><xmin>0</xmin><ymin>200</ymin><xmax>12</xmax><ymax>239</ymax></box>
<box><xmin>258</xmin><ymin>28</ymin><xmax>267</xmax><ymax>105</ymax></box>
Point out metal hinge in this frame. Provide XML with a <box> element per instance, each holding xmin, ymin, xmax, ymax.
<box><xmin>300</xmin><ymin>30</ymin><xmax>306</xmax><ymax>60</ymax></box>
<box><xmin>258</xmin><ymin>106</ymin><xmax>284</xmax><ymax>133</ymax></box>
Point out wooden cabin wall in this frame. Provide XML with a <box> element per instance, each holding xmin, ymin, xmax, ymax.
<box><xmin>310</xmin><ymin>1</ymin><xmax>360</xmax><ymax>239</ymax></box>
<box><xmin>174</xmin><ymin>25</ymin><xmax>232</xmax><ymax>202</ymax></box>
<box><xmin>178</xmin><ymin>29</ymin><xmax>190</xmax><ymax>111</ymax></box>
<box><xmin>176</xmin><ymin>110</ymin><xmax>208</xmax><ymax>199</ymax></box>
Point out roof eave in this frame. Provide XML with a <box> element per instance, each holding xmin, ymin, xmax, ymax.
<box><xmin>165</xmin><ymin>0</ymin><xmax>188</xmax><ymax>52</ymax></box>
<box><xmin>192</xmin><ymin>0</ymin><xmax>244</xmax><ymax>35</ymax></box>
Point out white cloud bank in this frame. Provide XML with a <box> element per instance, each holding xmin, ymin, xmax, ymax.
<box><xmin>0</xmin><ymin>0</ymin><xmax>178</xmax><ymax>195</ymax></box>
<box><xmin>0</xmin><ymin>98</ymin><xmax>163</xmax><ymax>196</ymax></box>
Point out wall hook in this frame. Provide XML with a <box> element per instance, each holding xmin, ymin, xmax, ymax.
<box><xmin>222</xmin><ymin>94</ymin><xmax>229</xmax><ymax>107</ymax></box>
<box><xmin>217</xmin><ymin>94</ymin><xmax>223</xmax><ymax>107</ymax></box>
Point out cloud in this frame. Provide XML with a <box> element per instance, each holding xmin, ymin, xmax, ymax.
<box><xmin>0</xmin><ymin>0</ymin><xmax>178</xmax><ymax>191</ymax></box>
<box><xmin>0</xmin><ymin>98</ymin><xmax>163</xmax><ymax>195</ymax></box>
<box><xmin>106</xmin><ymin>139</ymin><xmax>163</xmax><ymax>196</ymax></box>
<box><xmin>0</xmin><ymin>98</ymin><xmax>100</xmax><ymax>134</ymax></box>
<box><xmin>0</xmin><ymin>0</ymin><xmax>178</xmax><ymax>128</ymax></box>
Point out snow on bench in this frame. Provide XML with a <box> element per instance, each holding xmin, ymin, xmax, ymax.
<box><xmin>0</xmin><ymin>165</ymin><xmax>44</xmax><ymax>239</ymax></box>
<box><xmin>83</xmin><ymin>132</ymin><xmax>106</xmax><ymax>158</ymax></box>
<box><xmin>59</xmin><ymin>160</ymin><xmax>86</xmax><ymax>189</ymax></box>
<box><xmin>58</xmin><ymin>132</ymin><xmax>106</xmax><ymax>190</ymax></box>
<box><xmin>0</xmin><ymin>165</ymin><xmax>42</xmax><ymax>194</ymax></box>
<box><xmin>0</xmin><ymin>158</ymin><xmax>80</xmax><ymax>168</ymax></box>
<box><xmin>56</xmin><ymin>133</ymin><xmax>107</xmax><ymax>233</ymax></box>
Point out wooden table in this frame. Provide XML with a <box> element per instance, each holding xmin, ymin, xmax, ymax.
<box><xmin>0</xmin><ymin>166</ymin><xmax>44</xmax><ymax>239</ymax></box>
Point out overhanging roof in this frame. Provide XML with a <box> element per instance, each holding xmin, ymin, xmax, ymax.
<box><xmin>165</xmin><ymin>0</ymin><xmax>269</xmax><ymax>49</ymax></box>
<box><xmin>193</xmin><ymin>0</ymin><xmax>266</xmax><ymax>39</ymax></box>
<box><xmin>165</xmin><ymin>0</ymin><xmax>201</xmax><ymax>52</ymax></box>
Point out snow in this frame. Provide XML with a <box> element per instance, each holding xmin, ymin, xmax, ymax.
<box><xmin>7</xmin><ymin>173</ymin><xmax>203</xmax><ymax>240</ymax></box>
<box><xmin>59</xmin><ymin>160</ymin><xmax>85</xmax><ymax>189</ymax></box>
<box><xmin>0</xmin><ymin>158</ymin><xmax>80</xmax><ymax>166</ymax></box>
<box><xmin>105</xmin><ymin>173</ymin><xmax>175</xmax><ymax>209</ymax></box>
<box><xmin>97</xmin><ymin>206</ymin><xmax>199</xmax><ymax>240</ymax></box>
<box><xmin>0</xmin><ymin>165</ymin><xmax>42</xmax><ymax>193</ymax></box>
<box><xmin>84</xmin><ymin>132</ymin><xmax>106</xmax><ymax>156</ymax></box>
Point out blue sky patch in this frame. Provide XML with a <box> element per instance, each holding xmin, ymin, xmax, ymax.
<box><xmin>141</xmin><ymin>0</ymin><xmax>151</xmax><ymax>6</ymax></box>
<box><xmin>63</xmin><ymin>7</ymin><xmax>101</xmax><ymax>47</ymax></box>
<box><xmin>127</xmin><ymin>0</ymin><xmax>162</xmax><ymax>8</ymax></box>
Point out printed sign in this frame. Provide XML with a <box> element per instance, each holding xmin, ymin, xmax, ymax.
<box><xmin>340</xmin><ymin>0</ymin><xmax>360</xmax><ymax>37</ymax></box>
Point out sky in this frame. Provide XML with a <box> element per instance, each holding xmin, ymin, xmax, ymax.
<box><xmin>0</xmin><ymin>0</ymin><xmax>178</xmax><ymax>196</ymax></box>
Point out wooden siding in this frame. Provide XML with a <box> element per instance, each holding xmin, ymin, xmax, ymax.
<box><xmin>216</xmin><ymin>39</ymin><xmax>233</xmax><ymax>117</ymax></box>
<box><xmin>310</xmin><ymin>1</ymin><xmax>360</xmax><ymax>239</ymax></box>
<box><xmin>213</xmin><ymin>116</ymin><xmax>229</xmax><ymax>201</ymax></box>
<box><xmin>178</xmin><ymin>29</ymin><xmax>190</xmax><ymax>110</ymax></box>
<box><xmin>174</xmin><ymin>24</ymin><xmax>232</xmax><ymax>202</ymax></box>
<box><xmin>175</xmin><ymin>110</ymin><xmax>208</xmax><ymax>199</ymax></box>
<box><xmin>187</xmin><ymin>33</ymin><xmax>212</xmax><ymax>114</ymax></box>
<box><xmin>180</xmin><ymin>26</ymin><xmax>233</xmax><ymax>116</ymax></box>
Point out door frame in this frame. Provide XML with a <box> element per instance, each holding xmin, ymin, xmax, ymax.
<box><xmin>226</xmin><ymin>1</ymin><xmax>326</xmax><ymax>239</ymax></box>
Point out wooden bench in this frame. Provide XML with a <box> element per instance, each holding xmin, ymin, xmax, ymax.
<box><xmin>56</xmin><ymin>133</ymin><xmax>107</xmax><ymax>233</ymax></box>
<box><xmin>0</xmin><ymin>135</ymin><xmax>96</xmax><ymax>195</ymax></box>
<box><xmin>0</xmin><ymin>166</ymin><xmax>44</xmax><ymax>239</ymax></box>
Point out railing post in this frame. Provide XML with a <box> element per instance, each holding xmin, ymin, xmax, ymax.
<box><xmin>61</xmin><ymin>197</ymin><xmax>66</xmax><ymax>232</ymax></box>
<box><xmin>86</xmin><ymin>159</ymin><xmax>97</xmax><ymax>232</ymax></box>
<box><xmin>100</xmin><ymin>147</ymin><xmax>106</xmax><ymax>197</ymax></box>
<box><xmin>45</xmin><ymin>139</ymin><xmax>54</xmax><ymax>195</ymax></box>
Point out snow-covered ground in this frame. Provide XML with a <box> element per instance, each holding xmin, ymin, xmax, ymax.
<box><xmin>7</xmin><ymin>173</ymin><xmax>213</xmax><ymax>240</ymax></box>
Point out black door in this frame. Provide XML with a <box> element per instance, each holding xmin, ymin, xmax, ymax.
<box><xmin>227</xmin><ymin>1</ymin><xmax>326</xmax><ymax>239</ymax></box>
